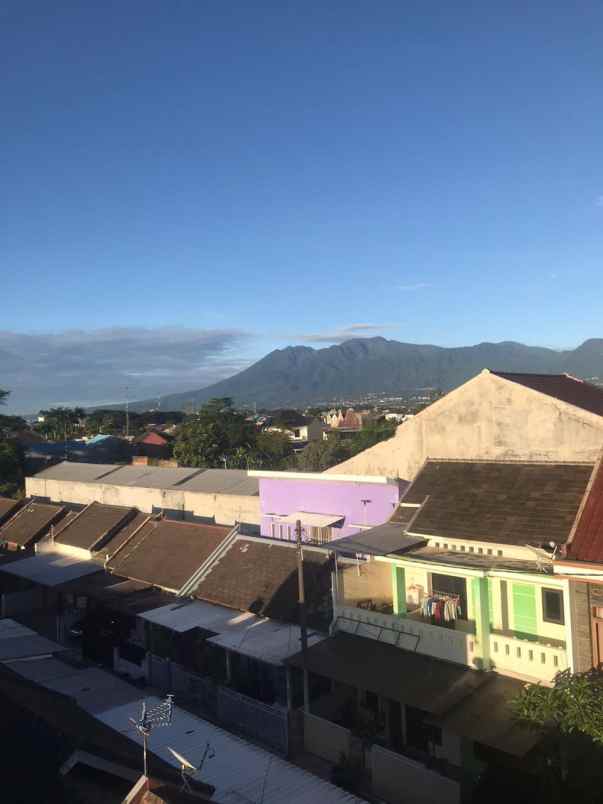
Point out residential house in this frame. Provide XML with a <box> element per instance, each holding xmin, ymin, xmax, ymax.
<box><xmin>134</xmin><ymin>431</ymin><xmax>173</xmax><ymax>460</ymax></box>
<box><xmin>287</xmin><ymin>458</ymin><xmax>595</xmax><ymax>802</ymax></box>
<box><xmin>0</xmin><ymin>499</ymin><xmax>69</xmax><ymax>551</ymax></box>
<box><xmin>0</xmin><ymin>496</ymin><xmax>23</xmax><ymax>527</ymax></box>
<box><xmin>553</xmin><ymin>453</ymin><xmax>603</xmax><ymax>672</ymax></box>
<box><xmin>249</xmin><ymin>470</ymin><xmax>403</xmax><ymax>544</ymax></box>
<box><xmin>327</xmin><ymin>369</ymin><xmax>603</xmax><ymax>479</ymax></box>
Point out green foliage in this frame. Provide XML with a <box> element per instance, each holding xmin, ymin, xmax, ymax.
<box><xmin>35</xmin><ymin>407</ymin><xmax>86</xmax><ymax>440</ymax></box>
<box><xmin>295</xmin><ymin>418</ymin><xmax>396</xmax><ymax>471</ymax></box>
<box><xmin>511</xmin><ymin>669</ymin><xmax>603</xmax><ymax>743</ymax></box>
<box><xmin>0</xmin><ymin>391</ymin><xmax>24</xmax><ymax>497</ymax></box>
<box><xmin>174</xmin><ymin>398</ymin><xmax>293</xmax><ymax>469</ymax></box>
<box><xmin>510</xmin><ymin>670</ymin><xmax>603</xmax><ymax>802</ymax></box>
<box><xmin>0</xmin><ymin>439</ymin><xmax>23</xmax><ymax>497</ymax></box>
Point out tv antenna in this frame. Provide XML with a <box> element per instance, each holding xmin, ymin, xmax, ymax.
<box><xmin>167</xmin><ymin>743</ymin><xmax>215</xmax><ymax>793</ymax></box>
<box><xmin>129</xmin><ymin>694</ymin><xmax>174</xmax><ymax>778</ymax></box>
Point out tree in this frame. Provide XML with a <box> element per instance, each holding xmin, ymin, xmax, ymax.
<box><xmin>510</xmin><ymin>669</ymin><xmax>603</xmax><ymax>802</ymax></box>
<box><xmin>0</xmin><ymin>390</ymin><xmax>24</xmax><ymax>497</ymax></box>
<box><xmin>35</xmin><ymin>407</ymin><xmax>85</xmax><ymax>441</ymax></box>
<box><xmin>174</xmin><ymin>399</ymin><xmax>294</xmax><ymax>469</ymax></box>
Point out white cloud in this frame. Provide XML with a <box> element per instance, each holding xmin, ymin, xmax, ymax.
<box><xmin>0</xmin><ymin>327</ymin><xmax>252</xmax><ymax>412</ymax></box>
<box><xmin>299</xmin><ymin>323</ymin><xmax>393</xmax><ymax>344</ymax></box>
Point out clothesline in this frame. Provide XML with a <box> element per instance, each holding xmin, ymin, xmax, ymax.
<box><xmin>420</xmin><ymin>591</ymin><xmax>462</xmax><ymax>623</ymax></box>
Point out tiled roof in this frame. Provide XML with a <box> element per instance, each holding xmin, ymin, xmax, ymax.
<box><xmin>107</xmin><ymin>519</ymin><xmax>232</xmax><ymax>592</ymax></box>
<box><xmin>54</xmin><ymin>502</ymin><xmax>137</xmax><ymax>551</ymax></box>
<box><xmin>493</xmin><ymin>372</ymin><xmax>603</xmax><ymax>417</ymax></box>
<box><xmin>100</xmin><ymin>512</ymin><xmax>151</xmax><ymax>558</ymax></box>
<box><xmin>0</xmin><ymin>497</ymin><xmax>23</xmax><ymax>526</ymax></box>
<box><xmin>194</xmin><ymin>537</ymin><xmax>332</xmax><ymax>629</ymax></box>
<box><xmin>566</xmin><ymin>459</ymin><xmax>603</xmax><ymax>562</ymax></box>
<box><xmin>403</xmin><ymin>460</ymin><xmax>593</xmax><ymax>546</ymax></box>
<box><xmin>0</xmin><ymin>501</ymin><xmax>67</xmax><ymax>548</ymax></box>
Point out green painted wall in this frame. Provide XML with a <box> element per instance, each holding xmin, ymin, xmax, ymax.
<box><xmin>471</xmin><ymin>577</ymin><xmax>491</xmax><ymax>670</ymax></box>
<box><xmin>392</xmin><ymin>566</ymin><xmax>406</xmax><ymax>615</ymax></box>
<box><xmin>512</xmin><ymin>583</ymin><xmax>538</xmax><ymax>639</ymax></box>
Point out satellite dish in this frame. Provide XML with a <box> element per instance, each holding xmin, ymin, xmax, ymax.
<box><xmin>168</xmin><ymin>747</ymin><xmax>196</xmax><ymax>772</ymax></box>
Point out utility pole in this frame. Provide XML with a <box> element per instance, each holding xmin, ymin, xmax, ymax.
<box><xmin>295</xmin><ymin>519</ymin><xmax>310</xmax><ymax>712</ymax></box>
<box><xmin>125</xmin><ymin>385</ymin><xmax>130</xmax><ymax>439</ymax></box>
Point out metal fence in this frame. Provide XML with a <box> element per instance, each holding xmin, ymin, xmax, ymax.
<box><xmin>147</xmin><ymin>654</ymin><xmax>288</xmax><ymax>755</ymax></box>
<box><xmin>217</xmin><ymin>685</ymin><xmax>289</xmax><ymax>755</ymax></box>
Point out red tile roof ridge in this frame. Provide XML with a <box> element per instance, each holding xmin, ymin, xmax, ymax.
<box><xmin>563</xmin><ymin>451</ymin><xmax>603</xmax><ymax>560</ymax></box>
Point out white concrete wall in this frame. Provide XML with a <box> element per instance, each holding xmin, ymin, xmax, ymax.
<box><xmin>327</xmin><ymin>370</ymin><xmax>603</xmax><ymax>480</ymax></box>
<box><xmin>25</xmin><ymin>477</ymin><xmax>261</xmax><ymax>526</ymax></box>
<box><xmin>370</xmin><ymin>744</ymin><xmax>460</xmax><ymax>804</ymax></box>
<box><xmin>303</xmin><ymin>712</ymin><xmax>352</xmax><ymax>764</ymax></box>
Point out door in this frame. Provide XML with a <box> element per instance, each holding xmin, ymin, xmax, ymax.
<box><xmin>592</xmin><ymin>609</ymin><xmax>603</xmax><ymax>669</ymax></box>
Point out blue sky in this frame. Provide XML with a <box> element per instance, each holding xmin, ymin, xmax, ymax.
<box><xmin>2</xmin><ymin>2</ymin><xmax>603</xmax><ymax>410</ymax></box>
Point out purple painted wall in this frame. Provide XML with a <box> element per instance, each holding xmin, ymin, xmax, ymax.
<box><xmin>258</xmin><ymin>476</ymin><xmax>404</xmax><ymax>542</ymax></box>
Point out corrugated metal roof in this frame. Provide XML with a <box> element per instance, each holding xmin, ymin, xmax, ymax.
<box><xmin>0</xmin><ymin>551</ymin><xmax>102</xmax><ymax>586</ymax></box>
<box><xmin>178</xmin><ymin>469</ymin><xmax>259</xmax><ymax>496</ymax></box>
<box><xmin>99</xmin><ymin>699</ymin><xmax>366</xmax><ymax>804</ymax></box>
<box><xmin>140</xmin><ymin>599</ymin><xmax>325</xmax><ymax>664</ymax></box>
<box><xmin>0</xmin><ymin>619</ymin><xmax>63</xmax><ymax>659</ymax></box>
<box><xmin>139</xmin><ymin>600</ymin><xmax>257</xmax><ymax>634</ymax></box>
<box><xmin>6</xmin><ymin>656</ymin><xmax>144</xmax><ymax>714</ymax></box>
<box><xmin>95</xmin><ymin>465</ymin><xmax>202</xmax><ymax>488</ymax></box>
<box><xmin>206</xmin><ymin>619</ymin><xmax>325</xmax><ymax>665</ymax></box>
<box><xmin>33</xmin><ymin>461</ymin><xmax>121</xmax><ymax>482</ymax></box>
<box><xmin>30</xmin><ymin>462</ymin><xmax>260</xmax><ymax>496</ymax></box>
<box><xmin>329</xmin><ymin>523</ymin><xmax>426</xmax><ymax>556</ymax></box>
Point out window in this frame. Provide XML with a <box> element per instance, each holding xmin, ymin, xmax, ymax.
<box><xmin>542</xmin><ymin>588</ymin><xmax>564</xmax><ymax>624</ymax></box>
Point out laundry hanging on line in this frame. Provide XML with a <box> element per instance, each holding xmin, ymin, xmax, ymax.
<box><xmin>420</xmin><ymin>594</ymin><xmax>462</xmax><ymax>622</ymax></box>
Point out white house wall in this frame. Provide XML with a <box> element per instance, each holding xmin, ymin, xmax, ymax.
<box><xmin>326</xmin><ymin>370</ymin><xmax>603</xmax><ymax>480</ymax></box>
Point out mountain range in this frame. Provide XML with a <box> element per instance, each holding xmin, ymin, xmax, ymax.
<box><xmin>121</xmin><ymin>337</ymin><xmax>603</xmax><ymax>412</ymax></box>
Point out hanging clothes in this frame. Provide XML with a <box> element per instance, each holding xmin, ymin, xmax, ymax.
<box><xmin>420</xmin><ymin>592</ymin><xmax>461</xmax><ymax>622</ymax></box>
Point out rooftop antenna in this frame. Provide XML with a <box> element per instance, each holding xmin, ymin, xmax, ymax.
<box><xmin>167</xmin><ymin>743</ymin><xmax>215</xmax><ymax>794</ymax></box>
<box><xmin>129</xmin><ymin>694</ymin><xmax>174</xmax><ymax>779</ymax></box>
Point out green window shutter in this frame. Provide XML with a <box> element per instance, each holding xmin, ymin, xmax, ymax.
<box><xmin>393</xmin><ymin>566</ymin><xmax>406</xmax><ymax>615</ymax></box>
<box><xmin>512</xmin><ymin>583</ymin><xmax>537</xmax><ymax>637</ymax></box>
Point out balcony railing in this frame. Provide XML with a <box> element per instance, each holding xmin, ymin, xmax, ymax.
<box><xmin>334</xmin><ymin>604</ymin><xmax>477</xmax><ymax>667</ymax></box>
<box><xmin>489</xmin><ymin>632</ymin><xmax>568</xmax><ymax>682</ymax></box>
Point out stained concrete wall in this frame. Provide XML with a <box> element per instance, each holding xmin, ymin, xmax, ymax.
<box><xmin>327</xmin><ymin>370</ymin><xmax>603</xmax><ymax>480</ymax></box>
<box><xmin>25</xmin><ymin>476</ymin><xmax>261</xmax><ymax>527</ymax></box>
<box><xmin>569</xmin><ymin>581</ymin><xmax>593</xmax><ymax>673</ymax></box>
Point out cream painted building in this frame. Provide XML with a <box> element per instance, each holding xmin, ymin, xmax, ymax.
<box><xmin>26</xmin><ymin>463</ymin><xmax>261</xmax><ymax>527</ymax></box>
<box><xmin>327</xmin><ymin>369</ymin><xmax>603</xmax><ymax>480</ymax></box>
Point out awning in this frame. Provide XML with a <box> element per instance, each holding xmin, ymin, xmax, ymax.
<box><xmin>0</xmin><ymin>619</ymin><xmax>63</xmax><ymax>660</ymax></box>
<box><xmin>207</xmin><ymin>620</ymin><xmax>325</xmax><ymax>666</ymax></box>
<box><xmin>287</xmin><ymin>632</ymin><xmax>488</xmax><ymax>715</ymax></box>
<box><xmin>277</xmin><ymin>511</ymin><xmax>344</xmax><ymax>528</ymax></box>
<box><xmin>330</xmin><ymin>523</ymin><xmax>426</xmax><ymax>556</ymax></box>
<box><xmin>434</xmin><ymin>674</ymin><xmax>538</xmax><ymax>757</ymax></box>
<box><xmin>0</xmin><ymin>551</ymin><xmax>102</xmax><ymax>587</ymax></box>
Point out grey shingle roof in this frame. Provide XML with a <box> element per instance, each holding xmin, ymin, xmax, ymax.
<box><xmin>403</xmin><ymin>459</ymin><xmax>593</xmax><ymax>546</ymax></box>
<box><xmin>0</xmin><ymin>501</ymin><xmax>67</xmax><ymax>548</ymax></box>
<box><xmin>54</xmin><ymin>502</ymin><xmax>137</xmax><ymax>550</ymax></box>
<box><xmin>107</xmin><ymin>519</ymin><xmax>232</xmax><ymax>592</ymax></box>
<box><xmin>194</xmin><ymin>537</ymin><xmax>332</xmax><ymax>629</ymax></box>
